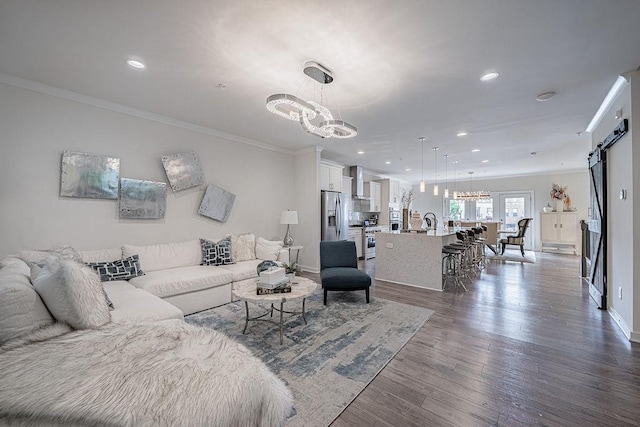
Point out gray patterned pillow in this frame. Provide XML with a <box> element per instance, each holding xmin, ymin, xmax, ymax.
<box><xmin>201</xmin><ymin>238</ymin><xmax>234</xmax><ymax>266</ymax></box>
<box><xmin>87</xmin><ymin>255</ymin><xmax>145</xmax><ymax>282</ymax></box>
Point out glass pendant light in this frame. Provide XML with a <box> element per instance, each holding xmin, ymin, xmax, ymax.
<box><xmin>419</xmin><ymin>137</ymin><xmax>426</xmax><ymax>192</ymax></box>
<box><xmin>443</xmin><ymin>154</ymin><xmax>449</xmax><ymax>198</ymax></box>
<box><xmin>433</xmin><ymin>147</ymin><xmax>439</xmax><ymax>196</ymax></box>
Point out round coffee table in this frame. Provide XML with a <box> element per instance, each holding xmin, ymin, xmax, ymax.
<box><xmin>232</xmin><ymin>276</ymin><xmax>318</xmax><ymax>344</ymax></box>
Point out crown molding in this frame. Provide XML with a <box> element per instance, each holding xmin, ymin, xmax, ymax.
<box><xmin>0</xmin><ymin>72</ymin><xmax>294</xmax><ymax>155</ymax></box>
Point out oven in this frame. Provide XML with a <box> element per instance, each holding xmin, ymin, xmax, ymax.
<box><xmin>389</xmin><ymin>207</ymin><xmax>400</xmax><ymax>222</ymax></box>
<box><xmin>363</xmin><ymin>228</ymin><xmax>376</xmax><ymax>259</ymax></box>
<box><xmin>390</xmin><ymin>221</ymin><xmax>400</xmax><ymax>232</ymax></box>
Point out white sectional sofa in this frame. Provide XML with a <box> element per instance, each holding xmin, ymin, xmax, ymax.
<box><xmin>0</xmin><ymin>234</ymin><xmax>294</xmax><ymax>425</ymax></box>
<box><xmin>77</xmin><ymin>236</ymin><xmax>289</xmax><ymax>316</ymax></box>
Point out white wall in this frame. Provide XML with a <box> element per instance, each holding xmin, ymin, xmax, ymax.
<box><xmin>294</xmin><ymin>147</ymin><xmax>322</xmax><ymax>273</ymax></box>
<box><xmin>410</xmin><ymin>170</ymin><xmax>590</xmax><ymax>252</ymax></box>
<box><xmin>0</xmin><ymin>83</ymin><xmax>295</xmax><ymax>258</ymax></box>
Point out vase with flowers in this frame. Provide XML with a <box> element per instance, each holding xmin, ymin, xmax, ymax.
<box><xmin>400</xmin><ymin>188</ymin><xmax>414</xmax><ymax>230</ymax></box>
<box><xmin>550</xmin><ymin>183</ymin><xmax>568</xmax><ymax>212</ymax></box>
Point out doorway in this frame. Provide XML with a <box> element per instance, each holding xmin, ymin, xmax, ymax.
<box><xmin>498</xmin><ymin>192</ymin><xmax>534</xmax><ymax>251</ymax></box>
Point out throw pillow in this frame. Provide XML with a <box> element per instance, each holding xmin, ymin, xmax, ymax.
<box><xmin>255</xmin><ymin>237</ymin><xmax>284</xmax><ymax>261</ymax></box>
<box><xmin>31</xmin><ymin>260</ymin><xmax>111</xmax><ymax>329</ymax></box>
<box><xmin>230</xmin><ymin>233</ymin><xmax>256</xmax><ymax>262</ymax></box>
<box><xmin>17</xmin><ymin>244</ymin><xmax>83</xmax><ymax>265</ymax></box>
<box><xmin>200</xmin><ymin>237</ymin><xmax>234</xmax><ymax>266</ymax></box>
<box><xmin>87</xmin><ymin>255</ymin><xmax>145</xmax><ymax>282</ymax></box>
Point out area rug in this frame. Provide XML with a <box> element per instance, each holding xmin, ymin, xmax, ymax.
<box><xmin>186</xmin><ymin>290</ymin><xmax>434</xmax><ymax>427</ymax></box>
<box><xmin>487</xmin><ymin>249</ymin><xmax>536</xmax><ymax>263</ymax></box>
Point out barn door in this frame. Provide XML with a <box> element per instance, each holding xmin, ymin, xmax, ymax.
<box><xmin>588</xmin><ymin>147</ymin><xmax>606</xmax><ymax>309</ymax></box>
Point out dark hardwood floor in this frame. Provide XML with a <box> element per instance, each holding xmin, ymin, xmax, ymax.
<box><xmin>303</xmin><ymin>252</ymin><xmax>640</xmax><ymax>426</ymax></box>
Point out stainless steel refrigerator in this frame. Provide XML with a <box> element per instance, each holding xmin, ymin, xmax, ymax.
<box><xmin>321</xmin><ymin>190</ymin><xmax>349</xmax><ymax>241</ymax></box>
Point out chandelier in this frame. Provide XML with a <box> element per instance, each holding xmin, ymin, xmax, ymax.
<box><xmin>453</xmin><ymin>171</ymin><xmax>490</xmax><ymax>201</ymax></box>
<box><xmin>266</xmin><ymin>61</ymin><xmax>357</xmax><ymax>139</ymax></box>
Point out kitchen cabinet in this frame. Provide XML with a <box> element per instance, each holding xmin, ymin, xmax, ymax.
<box><xmin>364</xmin><ymin>181</ymin><xmax>381</xmax><ymax>212</ymax></box>
<box><xmin>375</xmin><ymin>179</ymin><xmax>401</xmax><ymax>224</ymax></box>
<box><xmin>320</xmin><ymin>163</ymin><xmax>343</xmax><ymax>192</ymax></box>
<box><xmin>541</xmin><ymin>212</ymin><xmax>578</xmax><ymax>254</ymax></box>
<box><xmin>348</xmin><ymin>227</ymin><xmax>363</xmax><ymax>258</ymax></box>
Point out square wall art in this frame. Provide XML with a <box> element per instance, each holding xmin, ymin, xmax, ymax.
<box><xmin>119</xmin><ymin>178</ymin><xmax>167</xmax><ymax>219</ymax></box>
<box><xmin>60</xmin><ymin>151</ymin><xmax>120</xmax><ymax>199</ymax></box>
<box><xmin>161</xmin><ymin>151</ymin><xmax>205</xmax><ymax>192</ymax></box>
<box><xmin>198</xmin><ymin>184</ymin><xmax>235</xmax><ymax>222</ymax></box>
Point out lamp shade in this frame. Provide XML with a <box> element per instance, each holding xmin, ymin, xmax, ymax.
<box><xmin>280</xmin><ymin>210</ymin><xmax>298</xmax><ymax>225</ymax></box>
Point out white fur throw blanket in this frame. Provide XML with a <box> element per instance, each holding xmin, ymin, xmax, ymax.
<box><xmin>0</xmin><ymin>320</ymin><xmax>293</xmax><ymax>426</ymax></box>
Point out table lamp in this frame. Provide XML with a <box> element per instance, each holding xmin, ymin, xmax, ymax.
<box><xmin>280</xmin><ymin>210</ymin><xmax>298</xmax><ymax>247</ymax></box>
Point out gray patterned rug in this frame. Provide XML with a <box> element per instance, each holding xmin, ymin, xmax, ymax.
<box><xmin>186</xmin><ymin>290</ymin><xmax>434</xmax><ymax>427</ymax></box>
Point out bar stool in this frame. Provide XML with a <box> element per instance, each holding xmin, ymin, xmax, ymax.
<box><xmin>442</xmin><ymin>246</ymin><xmax>466</xmax><ymax>291</ymax></box>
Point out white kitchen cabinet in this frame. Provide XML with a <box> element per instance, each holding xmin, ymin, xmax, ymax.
<box><xmin>375</xmin><ymin>179</ymin><xmax>401</xmax><ymax>224</ymax></box>
<box><xmin>348</xmin><ymin>227</ymin><xmax>363</xmax><ymax>258</ymax></box>
<box><xmin>364</xmin><ymin>181</ymin><xmax>382</xmax><ymax>212</ymax></box>
<box><xmin>541</xmin><ymin>212</ymin><xmax>578</xmax><ymax>254</ymax></box>
<box><xmin>320</xmin><ymin>163</ymin><xmax>343</xmax><ymax>192</ymax></box>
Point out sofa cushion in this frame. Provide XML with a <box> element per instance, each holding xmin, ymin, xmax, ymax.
<box><xmin>78</xmin><ymin>248</ymin><xmax>123</xmax><ymax>264</ymax></box>
<box><xmin>255</xmin><ymin>237</ymin><xmax>284</xmax><ymax>261</ymax></box>
<box><xmin>128</xmin><ymin>266</ymin><xmax>233</xmax><ymax>299</ymax></box>
<box><xmin>103</xmin><ymin>280</ymin><xmax>183</xmax><ymax>323</ymax></box>
<box><xmin>201</xmin><ymin>237</ymin><xmax>234</xmax><ymax>266</ymax></box>
<box><xmin>122</xmin><ymin>240</ymin><xmax>201</xmax><ymax>273</ymax></box>
<box><xmin>218</xmin><ymin>259</ymin><xmax>262</xmax><ymax>282</ymax></box>
<box><xmin>31</xmin><ymin>260</ymin><xmax>111</xmax><ymax>329</ymax></box>
<box><xmin>231</xmin><ymin>233</ymin><xmax>256</xmax><ymax>262</ymax></box>
<box><xmin>0</xmin><ymin>257</ymin><xmax>55</xmax><ymax>346</ymax></box>
<box><xmin>87</xmin><ymin>255</ymin><xmax>145</xmax><ymax>282</ymax></box>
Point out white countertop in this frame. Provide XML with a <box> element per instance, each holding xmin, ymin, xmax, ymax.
<box><xmin>379</xmin><ymin>229</ymin><xmax>457</xmax><ymax>237</ymax></box>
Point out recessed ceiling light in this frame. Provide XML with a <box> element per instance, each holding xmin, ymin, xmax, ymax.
<box><xmin>457</xmin><ymin>131</ymin><xmax>468</xmax><ymax>137</ymax></box>
<box><xmin>126</xmin><ymin>58</ymin><xmax>145</xmax><ymax>69</ymax></box>
<box><xmin>480</xmin><ymin>71</ymin><xmax>499</xmax><ymax>81</ymax></box>
<box><xmin>472</xmin><ymin>149</ymin><xmax>480</xmax><ymax>152</ymax></box>
<box><xmin>481</xmin><ymin>160</ymin><xmax>489</xmax><ymax>163</ymax></box>
<box><xmin>385</xmin><ymin>161</ymin><xmax>391</xmax><ymax>164</ymax></box>
<box><xmin>536</xmin><ymin>91</ymin><xmax>556</xmax><ymax>101</ymax></box>
<box><xmin>405</xmin><ymin>168</ymin><xmax>411</xmax><ymax>171</ymax></box>
<box><xmin>357</xmin><ymin>151</ymin><xmax>364</xmax><ymax>154</ymax></box>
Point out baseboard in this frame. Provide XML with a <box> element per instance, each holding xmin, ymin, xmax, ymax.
<box><xmin>608</xmin><ymin>306</ymin><xmax>632</xmax><ymax>341</ymax></box>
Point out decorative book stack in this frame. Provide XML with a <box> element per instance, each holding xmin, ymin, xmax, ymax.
<box><xmin>257</xmin><ymin>267</ymin><xmax>291</xmax><ymax>295</ymax></box>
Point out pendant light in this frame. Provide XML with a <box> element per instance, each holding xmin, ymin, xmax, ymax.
<box><xmin>452</xmin><ymin>160</ymin><xmax>458</xmax><ymax>199</ymax></box>
<box><xmin>443</xmin><ymin>154</ymin><xmax>449</xmax><ymax>198</ymax></box>
<box><xmin>432</xmin><ymin>147</ymin><xmax>439</xmax><ymax>196</ymax></box>
<box><xmin>419</xmin><ymin>137</ymin><xmax>426</xmax><ymax>192</ymax></box>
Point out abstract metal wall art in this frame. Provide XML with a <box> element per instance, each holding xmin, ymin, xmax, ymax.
<box><xmin>198</xmin><ymin>184</ymin><xmax>236</xmax><ymax>222</ymax></box>
<box><xmin>161</xmin><ymin>151</ymin><xmax>205</xmax><ymax>192</ymax></box>
<box><xmin>60</xmin><ymin>151</ymin><xmax>120</xmax><ymax>199</ymax></box>
<box><xmin>119</xmin><ymin>178</ymin><xmax>167</xmax><ymax>219</ymax></box>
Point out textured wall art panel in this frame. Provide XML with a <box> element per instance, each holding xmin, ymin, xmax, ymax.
<box><xmin>161</xmin><ymin>151</ymin><xmax>205</xmax><ymax>192</ymax></box>
<box><xmin>119</xmin><ymin>178</ymin><xmax>167</xmax><ymax>219</ymax></box>
<box><xmin>60</xmin><ymin>151</ymin><xmax>120</xmax><ymax>199</ymax></box>
<box><xmin>198</xmin><ymin>184</ymin><xmax>236</xmax><ymax>222</ymax></box>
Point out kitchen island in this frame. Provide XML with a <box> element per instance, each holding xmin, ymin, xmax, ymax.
<box><xmin>375</xmin><ymin>229</ymin><xmax>459</xmax><ymax>291</ymax></box>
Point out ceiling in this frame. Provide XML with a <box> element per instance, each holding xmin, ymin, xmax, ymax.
<box><xmin>2</xmin><ymin>0</ymin><xmax>639</xmax><ymax>184</ymax></box>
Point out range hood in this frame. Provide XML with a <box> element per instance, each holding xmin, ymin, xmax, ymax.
<box><xmin>350</xmin><ymin>166</ymin><xmax>370</xmax><ymax>200</ymax></box>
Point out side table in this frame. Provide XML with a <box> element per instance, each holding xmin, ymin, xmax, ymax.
<box><xmin>285</xmin><ymin>245</ymin><xmax>303</xmax><ymax>265</ymax></box>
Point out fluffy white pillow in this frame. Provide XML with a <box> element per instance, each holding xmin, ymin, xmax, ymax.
<box><xmin>231</xmin><ymin>233</ymin><xmax>256</xmax><ymax>262</ymax></box>
<box><xmin>255</xmin><ymin>237</ymin><xmax>284</xmax><ymax>261</ymax></box>
<box><xmin>31</xmin><ymin>260</ymin><xmax>111</xmax><ymax>329</ymax></box>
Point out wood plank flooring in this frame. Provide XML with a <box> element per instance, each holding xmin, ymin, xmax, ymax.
<box><xmin>302</xmin><ymin>252</ymin><xmax>640</xmax><ymax>426</ymax></box>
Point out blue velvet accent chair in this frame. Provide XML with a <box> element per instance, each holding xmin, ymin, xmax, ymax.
<box><xmin>320</xmin><ymin>240</ymin><xmax>371</xmax><ymax>305</ymax></box>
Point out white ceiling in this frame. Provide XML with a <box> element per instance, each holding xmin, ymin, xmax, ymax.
<box><xmin>2</xmin><ymin>0</ymin><xmax>639</xmax><ymax>184</ymax></box>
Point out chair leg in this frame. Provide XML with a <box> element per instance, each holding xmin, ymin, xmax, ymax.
<box><xmin>501</xmin><ymin>242</ymin><xmax>505</xmax><ymax>255</ymax></box>
<box><xmin>520</xmin><ymin>245</ymin><xmax>525</xmax><ymax>257</ymax></box>
<box><xmin>365</xmin><ymin>288</ymin><xmax>370</xmax><ymax>303</ymax></box>
<box><xmin>323</xmin><ymin>289</ymin><xmax>328</xmax><ymax>305</ymax></box>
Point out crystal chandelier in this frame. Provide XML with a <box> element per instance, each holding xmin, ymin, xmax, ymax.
<box><xmin>453</xmin><ymin>171</ymin><xmax>490</xmax><ymax>201</ymax></box>
<box><xmin>266</xmin><ymin>62</ymin><xmax>357</xmax><ymax>139</ymax></box>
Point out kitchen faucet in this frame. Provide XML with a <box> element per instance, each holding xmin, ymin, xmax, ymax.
<box><xmin>423</xmin><ymin>212</ymin><xmax>438</xmax><ymax>231</ymax></box>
